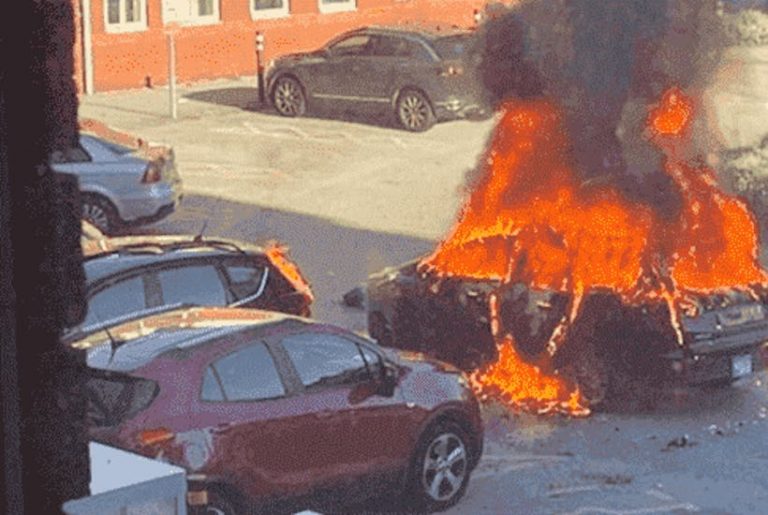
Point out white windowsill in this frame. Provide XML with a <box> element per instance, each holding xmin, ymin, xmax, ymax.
<box><xmin>250</xmin><ymin>6</ymin><xmax>291</xmax><ymax>20</ymax></box>
<box><xmin>104</xmin><ymin>21</ymin><xmax>148</xmax><ymax>34</ymax></box>
<box><xmin>318</xmin><ymin>1</ymin><xmax>357</xmax><ymax>14</ymax></box>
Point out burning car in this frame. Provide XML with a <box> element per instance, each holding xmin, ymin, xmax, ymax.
<box><xmin>367</xmin><ymin>88</ymin><xmax>768</xmax><ymax>414</ymax></box>
<box><xmin>366</xmin><ymin>260</ymin><xmax>768</xmax><ymax>408</ymax></box>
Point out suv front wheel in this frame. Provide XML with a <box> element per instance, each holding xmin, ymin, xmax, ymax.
<box><xmin>407</xmin><ymin>420</ymin><xmax>471</xmax><ymax>512</ymax></box>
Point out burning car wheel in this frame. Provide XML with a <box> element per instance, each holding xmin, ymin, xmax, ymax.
<box><xmin>82</xmin><ymin>194</ymin><xmax>119</xmax><ymax>235</ymax></box>
<box><xmin>408</xmin><ymin>421</ymin><xmax>470</xmax><ymax>511</ymax></box>
<box><xmin>272</xmin><ymin>76</ymin><xmax>306</xmax><ymax>117</ymax></box>
<box><xmin>396</xmin><ymin>89</ymin><xmax>435</xmax><ymax>132</ymax></box>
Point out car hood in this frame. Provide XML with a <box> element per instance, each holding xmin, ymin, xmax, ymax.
<box><xmin>382</xmin><ymin>346</ymin><xmax>463</xmax><ymax>375</ymax></box>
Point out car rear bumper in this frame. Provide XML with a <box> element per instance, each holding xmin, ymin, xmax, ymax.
<box><xmin>118</xmin><ymin>180</ymin><xmax>183</xmax><ymax>225</ymax></box>
<box><xmin>433</xmin><ymin>96</ymin><xmax>490</xmax><ymax>121</ymax></box>
<box><xmin>663</xmin><ymin>344</ymin><xmax>764</xmax><ymax>385</ymax></box>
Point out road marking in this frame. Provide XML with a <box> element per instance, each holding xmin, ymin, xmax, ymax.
<box><xmin>558</xmin><ymin>503</ymin><xmax>699</xmax><ymax>515</ymax></box>
<box><xmin>548</xmin><ymin>484</ymin><xmax>603</xmax><ymax>497</ymax></box>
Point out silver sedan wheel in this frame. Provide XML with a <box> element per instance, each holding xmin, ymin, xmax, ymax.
<box><xmin>398</xmin><ymin>92</ymin><xmax>433</xmax><ymax>131</ymax></box>
<box><xmin>82</xmin><ymin>202</ymin><xmax>110</xmax><ymax>233</ymax></box>
<box><xmin>273</xmin><ymin>77</ymin><xmax>306</xmax><ymax>117</ymax></box>
<box><xmin>421</xmin><ymin>432</ymin><xmax>468</xmax><ymax>502</ymax></box>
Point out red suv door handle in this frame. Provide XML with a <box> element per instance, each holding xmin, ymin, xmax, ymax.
<box><xmin>316</xmin><ymin>411</ymin><xmax>334</xmax><ymax>419</ymax></box>
<box><xmin>215</xmin><ymin>423</ymin><xmax>234</xmax><ymax>433</ymax></box>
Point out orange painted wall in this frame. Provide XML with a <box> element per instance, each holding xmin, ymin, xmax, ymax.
<box><xmin>76</xmin><ymin>0</ymin><xmax>491</xmax><ymax>92</ymax></box>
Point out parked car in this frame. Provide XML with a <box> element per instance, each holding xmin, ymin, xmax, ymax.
<box><xmin>68</xmin><ymin>306</ymin><xmax>484</xmax><ymax>514</ymax></box>
<box><xmin>266</xmin><ymin>26</ymin><xmax>487</xmax><ymax>132</ymax></box>
<box><xmin>73</xmin><ymin>235</ymin><xmax>313</xmax><ymax>334</ymax></box>
<box><xmin>51</xmin><ymin>123</ymin><xmax>183</xmax><ymax>234</ymax></box>
<box><xmin>365</xmin><ymin>259</ymin><xmax>768</xmax><ymax>406</ymax></box>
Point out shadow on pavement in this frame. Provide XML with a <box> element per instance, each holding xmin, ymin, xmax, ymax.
<box><xmin>184</xmin><ymin>87</ymin><xmax>260</xmax><ymax>110</ymax></box>
<box><xmin>132</xmin><ymin>193</ymin><xmax>436</xmax><ymax>329</ymax></box>
<box><xmin>183</xmin><ymin>86</ymin><xmax>410</xmax><ymax>131</ymax></box>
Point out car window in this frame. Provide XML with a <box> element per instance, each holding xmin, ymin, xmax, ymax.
<box><xmin>281</xmin><ymin>332</ymin><xmax>371</xmax><ymax>389</ymax></box>
<box><xmin>202</xmin><ymin>342</ymin><xmax>285</xmax><ymax>401</ymax></box>
<box><xmin>224</xmin><ymin>264</ymin><xmax>267</xmax><ymax>302</ymax></box>
<box><xmin>157</xmin><ymin>265</ymin><xmax>228</xmax><ymax>307</ymax></box>
<box><xmin>329</xmin><ymin>35</ymin><xmax>373</xmax><ymax>57</ymax></box>
<box><xmin>433</xmin><ymin>35</ymin><xmax>475</xmax><ymax>60</ymax></box>
<box><xmin>86</xmin><ymin>373</ymin><xmax>159</xmax><ymax>427</ymax></box>
<box><xmin>50</xmin><ymin>145</ymin><xmax>91</xmax><ymax>164</ymax></box>
<box><xmin>373</xmin><ymin>36</ymin><xmax>432</xmax><ymax>60</ymax></box>
<box><xmin>84</xmin><ymin>276</ymin><xmax>147</xmax><ymax>327</ymax></box>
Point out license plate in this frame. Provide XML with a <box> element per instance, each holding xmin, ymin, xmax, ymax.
<box><xmin>732</xmin><ymin>354</ymin><xmax>753</xmax><ymax>379</ymax></box>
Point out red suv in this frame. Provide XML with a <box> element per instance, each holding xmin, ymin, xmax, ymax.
<box><xmin>70</xmin><ymin>307</ymin><xmax>484</xmax><ymax>514</ymax></box>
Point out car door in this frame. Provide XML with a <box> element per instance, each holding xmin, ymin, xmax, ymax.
<box><xmin>188</xmin><ymin>340</ymin><xmax>311</xmax><ymax>501</ymax></box>
<box><xmin>273</xmin><ymin>329</ymin><xmax>417</xmax><ymax>491</ymax></box>
<box><xmin>370</xmin><ymin>35</ymin><xmax>434</xmax><ymax>98</ymax></box>
<box><xmin>312</xmin><ymin>33</ymin><xmax>384</xmax><ymax>108</ymax></box>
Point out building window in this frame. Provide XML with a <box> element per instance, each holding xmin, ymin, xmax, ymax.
<box><xmin>318</xmin><ymin>0</ymin><xmax>356</xmax><ymax>14</ymax></box>
<box><xmin>162</xmin><ymin>0</ymin><xmax>221</xmax><ymax>25</ymax></box>
<box><xmin>250</xmin><ymin>0</ymin><xmax>290</xmax><ymax>19</ymax></box>
<box><xmin>104</xmin><ymin>0</ymin><xmax>147</xmax><ymax>33</ymax></box>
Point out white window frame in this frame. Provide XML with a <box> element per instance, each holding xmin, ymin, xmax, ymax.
<box><xmin>103</xmin><ymin>0</ymin><xmax>148</xmax><ymax>33</ymax></box>
<box><xmin>318</xmin><ymin>0</ymin><xmax>356</xmax><ymax>14</ymax></box>
<box><xmin>250</xmin><ymin>0</ymin><xmax>290</xmax><ymax>20</ymax></box>
<box><xmin>162</xmin><ymin>0</ymin><xmax>221</xmax><ymax>27</ymax></box>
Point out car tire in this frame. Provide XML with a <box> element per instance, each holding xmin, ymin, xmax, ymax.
<box><xmin>272</xmin><ymin>76</ymin><xmax>307</xmax><ymax>117</ymax></box>
<box><xmin>406</xmin><ymin>420</ymin><xmax>472</xmax><ymax>512</ymax></box>
<box><xmin>396</xmin><ymin>89</ymin><xmax>435</xmax><ymax>132</ymax></box>
<box><xmin>82</xmin><ymin>194</ymin><xmax>120</xmax><ymax>235</ymax></box>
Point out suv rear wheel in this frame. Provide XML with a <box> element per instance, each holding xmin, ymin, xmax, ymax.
<box><xmin>407</xmin><ymin>420</ymin><xmax>471</xmax><ymax>512</ymax></box>
<box><xmin>396</xmin><ymin>89</ymin><xmax>435</xmax><ymax>132</ymax></box>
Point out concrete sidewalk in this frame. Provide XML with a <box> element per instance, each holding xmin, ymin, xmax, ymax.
<box><xmin>78</xmin><ymin>75</ymin><xmax>265</xmax><ymax>137</ymax></box>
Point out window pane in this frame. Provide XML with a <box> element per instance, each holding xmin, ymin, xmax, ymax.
<box><xmin>201</xmin><ymin>366</ymin><xmax>224</xmax><ymax>401</ymax></box>
<box><xmin>212</xmin><ymin>343</ymin><xmax>285</xmax><ymax>401</ymax></box>
<box><xmin>281</xmin><ymin>333</ymin><xmax>369</xmax><ymax>388</ymax></box>
<box><xmin>253</xmin><ymin>0</ymin><xmax>283</xmax><ymax>10</ymax></box>
<box><xmin>198</xmin><ymin>0</ymin><xmax>214</xmax><ymax>15</ymax></box>
<box><xmin>225</xmin><ymin>265</ymin><xmax>266</xmax><ymax>301</ymax></box>
<box><xmin>107</xmin><ymin>0</ymin><xmax>120</xmax><ymax>24</ymax></box>
<box><xmin>85</xmin><ymin>276</ymin><xmax>146</xmax><ymax>327</ymax></box>
<box><xmin>125</xmin><ymin>0</ymin><xmax>142</xmax><ymax>23</ymax></box>
<box><xmin>157</xmin><ymin>265</ymin><xmax>228</xmax><ymax>307</ymax></box>
<box><xmin>86</xmin><ymin>374</ymin><xmax>159</xmax><ymax>427</ymax></box>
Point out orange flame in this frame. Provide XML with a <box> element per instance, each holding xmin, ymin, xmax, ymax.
<box><xmin>422</xmin><ymin>89</ymin><xmax>767</xmax><ymax>415</ymax></box>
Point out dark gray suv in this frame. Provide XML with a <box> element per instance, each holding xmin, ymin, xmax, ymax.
<box><xmin>266</xmin><ymin>26</ymin><xmax>486</xmax><ymax>131</ymax></box>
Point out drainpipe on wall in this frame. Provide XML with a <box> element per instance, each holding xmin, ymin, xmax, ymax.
<box><xmin>82</xmin><ymin>0</ymin><xmax>94</xmax><ymax>94</ymax></box>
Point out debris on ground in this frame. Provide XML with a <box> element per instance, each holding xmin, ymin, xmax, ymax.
<box><xmin>663</xmin><ymin>434</ymin><xmax>697</xmax><ymax>451</ymax></box>
<box><xmin>342</xmin><ymin>285</ymin><xmax>366</xmax><ymax>308</ymax></box>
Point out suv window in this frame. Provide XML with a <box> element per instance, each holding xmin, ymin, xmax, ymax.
<box><xmin>202</xmin><ymin>342</ymin><xmax>285</xmax><ymax>401</ymax></box>
<box><xmin>224</xmin><ymin>264</ymin><xmax>268</xmax><ymax>302</ymax></box>
<box><xmin>157</xmin><ymin>265</ymin><xmax>228</xmax><ymax>307</ymax></box>
<box><xmin>329</xmin><ymin>35</ymin><xmax>373</xmax><ymax>57</ymax></box>
<box><xmin>433</xmin><ymin>35</ymin><xmax>475</xmax><ymax>60</ymax></box>
<box><xmin>84</xmin><ymin>276</ymin><xmax>147</xmax><ymax>327</ymax></box>
<box><xmin>281</xmin><ymin>332</ymin><xmax>371</xmax><ymax>388</ymax></box>
<box><xmin>374</xmin><ymin>35</ymin><xmax>432</xmax><ymax>60</ymax></box>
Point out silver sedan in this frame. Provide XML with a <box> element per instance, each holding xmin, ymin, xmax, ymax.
<box><xmin>52</xmin><ymin>133</ymin><xmax>183</xmax><ymax>234</ymax></box>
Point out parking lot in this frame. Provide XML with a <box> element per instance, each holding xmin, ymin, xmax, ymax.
<box><xmin>79</xmin><ymin>79</ymin><xmax>768</xmax><ymax>514</ymax></box>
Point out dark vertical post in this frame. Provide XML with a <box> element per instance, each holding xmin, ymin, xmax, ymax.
<box><xmin>0</xmin><ymin>0</ymin><xmax>90</xmax><ymax>513</ymax></box>
<box><xmin>256</xmin><ymin>31</ymin><xmax>266</xmax><ymax>105</ymax></box>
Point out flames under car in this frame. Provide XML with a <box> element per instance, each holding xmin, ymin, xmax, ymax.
<box><xmin>365</xmin><ymin>260</ymin><xmax>768</xmax><ymax>406</ymax></box>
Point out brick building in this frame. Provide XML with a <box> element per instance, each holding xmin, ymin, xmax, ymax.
<box><xmin>72</xmin><ymin>0</ymin><xmax>495</xmax><ymax>93</ymax></box>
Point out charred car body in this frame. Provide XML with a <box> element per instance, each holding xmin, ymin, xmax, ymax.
<box><xmin>366</xmin><ymin>260</ymin><xmax>768</xmax><ymax>404</ymax></box>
